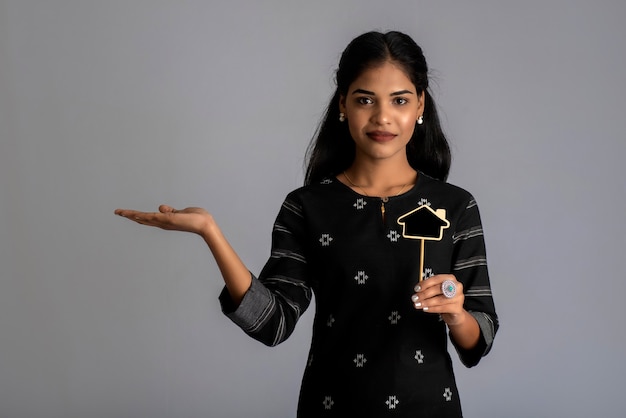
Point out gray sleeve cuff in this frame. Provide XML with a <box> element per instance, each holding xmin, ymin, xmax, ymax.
<box><xmin>452</xmin><ymin>310</ymin><xmax>497</xmax><ymax>367</ymax></box>
<box><xmin>219</xmin><ymin>274</ymin><xmax>275</xmax><ymax>334</ymax></box>
<box><xmin>469</xmin><ymin>310</ymin><xmax>496</xmax><ymax>356</ymax></box>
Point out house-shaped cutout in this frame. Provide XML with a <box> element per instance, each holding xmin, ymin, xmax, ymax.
<box><xmin>397</xmin><ymin>205</ymin><xmax>450</xmax><ymax>241</ymax></box>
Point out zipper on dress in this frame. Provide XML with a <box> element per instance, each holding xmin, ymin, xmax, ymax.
<box><xmin>381</xmin><ymin>197</ymin><xmax>389</xmax><ymax>225</ymax></box>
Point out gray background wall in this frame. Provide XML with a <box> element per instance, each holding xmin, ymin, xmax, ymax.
<box><xmin>1</xmin><ymin>1</ymin><xmax>625</xmax><ymax>417</ymax></box>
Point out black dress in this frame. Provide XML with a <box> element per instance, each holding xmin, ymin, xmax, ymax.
<box><xmin>220</xmin><ymin>173</ymin><xmax>498</xmax><ymax>417</ymax></box>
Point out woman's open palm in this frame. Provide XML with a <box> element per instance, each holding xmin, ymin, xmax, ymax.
<box><xmin>115</xmin><ymin>205</ymin><xmax>212</xmax><ymax>236</ymax></box>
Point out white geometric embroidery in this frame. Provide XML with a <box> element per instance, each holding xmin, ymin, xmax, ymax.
<box><xmin>319</xmin><ymin>234</ymin><xmax>333</xmax><ymax>246</ymax></box>
<box><xmin>418</xmin><ymin>198</ymin><xmax>431</xmax><ymax>206</ymax></box>
<box><xmin>323</xmin><ymin>396</ymin><xmax>334</xmax><ymax>410</ymax></box>
<box><xmin>423</xmin><ymin>267</ymin><xmax>434</xmax><ymax>280</ymax></box>
<box><xmin>388</xmin><ymin>311</ymin><xmax>401</xmax><ymax>324</ymax></box>
<box><xmin>353</xmin><ymin>353</ymin><xmax>367</xmax><ymax>367</ymax></box>
<box><xmin>327</xmin><ymin>315</ymin><xmax>335</xmax><ymax>327</ymax></box>
<box><xmin>321</xmin><ymin>179</ymin><xmax>333</xmax><ymax>185</ymax></box>
<box><xmin>354</xmin><ymin>271</ymin><xmax>369</xmax><ymax>285</ymax></box>
<box><xmin>387</xmin><ymin>230</ymin><xmax>400</xmax><ymax>242</ymax></box>
<box><xmin>386</xmin><ymin>395</ymin><xmax>400</xmax><ymax>409</ymax></box>
<box><xmin>443</xmin><ymin>387</ymin><xmax>453</xmax><ymax>402</ymax></box>
<box><xmin>414</xmin><ymin>350</ymin><xmax>424</xmax><ymax>364</ymax></box>
<box><xmin>353</xmin><ymin>198</ymin><xmax>367</xmax><ymax>210</ymax></box>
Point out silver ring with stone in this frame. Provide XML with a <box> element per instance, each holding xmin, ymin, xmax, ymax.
<box><xmin>441</xmin><ymin>280</ymin><xmax>457</xmax><ymax>298</ymax></box>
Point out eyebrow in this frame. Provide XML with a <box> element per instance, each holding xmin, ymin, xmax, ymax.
<box><xmin>351</xmin><ymin>88</ymin><xmax>414</xmax><ymax>96</ymax></box>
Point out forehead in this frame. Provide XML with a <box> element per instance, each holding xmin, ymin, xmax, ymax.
<box><xmin>350</xmin><ymin>61</ymin><xmax>415</xmax><ymax>92</ymax></box>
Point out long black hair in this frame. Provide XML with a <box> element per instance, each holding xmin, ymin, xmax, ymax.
<box><xmin>304</xmin><ymin>31</ymin><xmax>451</xmax><ymax>185</ymax></box>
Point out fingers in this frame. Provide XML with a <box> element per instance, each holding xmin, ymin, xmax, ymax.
<box><xmin>115</xmin><ymin>205</ymin><xmax>210</xmax><ymax>235</ymax></box>
<box><xmin>159</xmin><ymin>204</ymin><xmax>177</xmax><ymax>214</ymax></box>
<box><xmin>114</xmin><ymin>208</ymin><xmax>143</xmax><ymax>219</ymax></box>
<box><xmin>115</xmin><ymin>205</ymin><xmax>176</xmax><ymax>217</ymax></box>
<box><xmin>114</xmin><ymin>206</ymin><xmax>173</xmax><ymax>227</ymax></box>
<box><xmin>411</xmin><ymin>274</ymin><xmax>463</xmax><ymax>314</ymax></box>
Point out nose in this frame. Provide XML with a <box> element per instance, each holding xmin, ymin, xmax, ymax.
<box><xmin>370</xmin><ymin>102</ymin><xmax>391</xmax><ymax>125</ymax></box>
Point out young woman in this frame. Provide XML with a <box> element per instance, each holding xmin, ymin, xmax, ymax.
<box><xmin>116</xmin><ymin>31</ymin><xmax>498</xmax><ymax>417</ymax></box>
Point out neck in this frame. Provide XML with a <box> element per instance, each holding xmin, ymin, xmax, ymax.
<box><xmin>343</xmin><ymin>159</ymin><xmax>417</xmax><ymax>197</ymax></box>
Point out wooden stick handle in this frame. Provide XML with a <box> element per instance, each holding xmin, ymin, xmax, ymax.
<box><xmin>419</xmin><ymin>239</ymin><xmax>425</xmax><ymax>282</ymax></box>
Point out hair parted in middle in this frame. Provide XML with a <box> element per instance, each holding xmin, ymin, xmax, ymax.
<box><xmin>304</xmin><ymin>31</ymin><xmax>451</xmax><ymax>185</ymax></box>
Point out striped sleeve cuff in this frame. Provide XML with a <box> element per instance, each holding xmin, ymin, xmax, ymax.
<box><xmin>219</xmin><ymin>274</ymin><xmax>276</xmax><ymax>333</ymax></box>
<box><xmin>452</xmin><ymin>311</ymin><xmax>497</xmax><ymax>368</ymax></box>
<box><xmin>469</xmin><ymin>310</ymin><xmax>496</xmax><ymax>355</ymax></box>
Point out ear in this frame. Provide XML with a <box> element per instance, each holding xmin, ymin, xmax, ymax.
<box><xmin>339</xmin><ymin>94</ymin><xmax>347</xmax><ymax>114</ymax></box>
<box><xmin>417</xmin><ymin>91</ymin><xmax>425</xmax><ymax>120</ymax></box>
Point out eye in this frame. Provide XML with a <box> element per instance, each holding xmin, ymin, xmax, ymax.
<box><xmin>393</xmin><ymin>97</ymin><xmax>409</xmax><ymax>105</ymax></box>
<box><xmin>356</xmin><ymin>97</ymin><xmax>374</xmax><ymax>105</ymax></box>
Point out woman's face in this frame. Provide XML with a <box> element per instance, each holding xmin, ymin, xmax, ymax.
<box><xmin>339</xmin><ymin>61</ymin><xmax>424</xmax><ymax>165</ymax></box>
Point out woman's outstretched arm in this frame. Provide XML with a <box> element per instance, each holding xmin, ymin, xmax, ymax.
<box><xmin>115</xmin><ymin>205</ymin><xmax>250</xmax><ymax>305</ymax></box>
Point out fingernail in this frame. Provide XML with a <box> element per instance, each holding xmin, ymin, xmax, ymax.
<box><xmin>414</xmin><ymin>302</ymin><xmax>422</xmax><ymax>308</ymax></box>
<box><xmin>423</xmin><ymin>306</ymin><xmax>429</xmax><ymax>312</ymax></box>
<box><xmin>414</xmin><ymin>285</ymin><xmax>421</xmax><ymax>292</ymax></box>
<box><xmin>411</xmin><ymin>294</ymin><xmax>419</xmax><ymax>302</ymax></box>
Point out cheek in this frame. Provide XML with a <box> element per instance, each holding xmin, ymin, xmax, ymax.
<box><xmin>399</xmin><ymin>114</ymin><xmax>418</xmax><ymax>134</ymax></box>
<box><xmin>346</xmin><ymin>113</ymin><xmax>366</xmax><ymax>135</ymax></box>
<box><xmin>347</xmin><ymin>122</ymin><xmax>361</xmax><ymax>141</ymax></box>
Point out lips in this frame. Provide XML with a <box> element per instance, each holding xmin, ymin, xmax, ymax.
<box><xmin>367</xmin><ymin>130</ymin><xmax>397</xmax><ymax>142</ymax></box>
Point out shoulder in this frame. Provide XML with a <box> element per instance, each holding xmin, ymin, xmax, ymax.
<box><xmin>418</xmin><ymin>172</ymin><xmax>476</xmax><ymax>205</ymax></box>
<box><xmin>275</xmin><ymin>178</ymin><xmax>344</xmax><ymax>224</ymax></box>
<box><xmin>285</xmin><ymin>177</ymin><xmax>344</xmax><ymax>203</ymax></box>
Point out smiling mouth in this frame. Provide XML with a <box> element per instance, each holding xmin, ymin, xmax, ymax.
<box><xmin>367</xmin><ymin>131</ymin><xmax>397</xmax><ymax>142</ymax></box>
